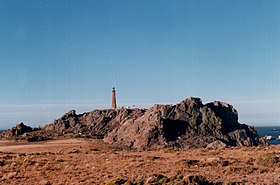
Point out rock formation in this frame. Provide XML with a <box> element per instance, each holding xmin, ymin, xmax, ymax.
<box><xmin>0</xmin><ymin>122</ymin><xmax>33</xmax><ymax>138</ymax></box>
<box><xmin>43</xmin><ymin>108</ymin><xmax>145</xmax><ymax>138</ymax></box>
<box><xmin>1</xmin><ymin>97</ymin><xmax>266</xmax><ymax>149</ymax></box>
<box><xmin>104</xmin><ymin>97</ymin><xmax>265</xmax><ymax>149</ymax></box>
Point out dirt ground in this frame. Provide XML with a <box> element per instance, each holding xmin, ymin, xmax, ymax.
<box><xmin>0</xmin><ymin>138</ymin><xmax>280</xmax><ymax>185</ymax></box>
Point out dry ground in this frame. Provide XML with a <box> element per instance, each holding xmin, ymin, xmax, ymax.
<box><xmin>0</xmin><ymin>138</ymin><xmax>280</xmax><ymax>185</ymax></box>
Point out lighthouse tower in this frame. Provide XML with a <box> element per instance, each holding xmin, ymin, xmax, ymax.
<box><xmin>112</xmin><ymin>87</ymin><xmax>117</xmax><ymax>109</ymax></box>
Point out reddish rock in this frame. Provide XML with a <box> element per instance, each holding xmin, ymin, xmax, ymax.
<box><xmin>1</xmin><ymin>97</ymin><xmax>266</xmax><ymax>149</ymax></box>
<box><xmin>103</xmin><ymin>97</ymin><xmax>264</xmax><ymax>148</ymax></box>
<box><xmin>1</xmin><ymin>122</ymin><xmax>33</xmax><ymax>138</ymax></box>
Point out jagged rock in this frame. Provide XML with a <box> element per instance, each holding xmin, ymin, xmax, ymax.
<box><xmin>0</xmin><ymin>123</ymin><xmax>33</xmax><ymax>138</ymax></box>
<box><xmin>1</xmin><ymin>97</ymin><xmax>265</xmax><ymax>149</ymax></box>
<box><xmin>43</xmin><ymin>108</ymin><xmax>145</xmax><ymax>138</ymax></box>
<box><xmin>44</xmin><ymin>110</ymin><xmax>79</xmax><ymax>133</ymax></box>
<box><xmin>104</xmin><ymin>97</ymin><xmax>264</xmax><ymax>149</ymax></box>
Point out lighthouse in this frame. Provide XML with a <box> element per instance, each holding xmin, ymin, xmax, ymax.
<box><xmin>112</xmin><ymin>87</ymin><xmax>117</xmax><ymax>109</ymax></box>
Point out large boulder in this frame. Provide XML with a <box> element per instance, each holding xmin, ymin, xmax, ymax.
<box><xmin>206</xmin><ymin>140</ymin><xmax>227</xmax><ymax>149</ymax></box>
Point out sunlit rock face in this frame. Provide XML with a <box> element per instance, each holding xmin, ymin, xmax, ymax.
<box><xmin>104</xmin><ymin>97</ymin><xmax>265</xmax><ymax>149</ymax></box>
<box><xmin>1</xmin><ymin>97</ymin><xmax>266</xmax><ymax>149</ymax></box>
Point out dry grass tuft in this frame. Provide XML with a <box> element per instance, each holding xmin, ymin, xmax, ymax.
<box><xmin>1</xmin><ymin>139</ymin><xmax>280</xmax><ymax>184</ymax></box>
<box><xmin>255</xmin><ymin>153</ymin><xmax>280</xmax><ymax>167</ymax></box>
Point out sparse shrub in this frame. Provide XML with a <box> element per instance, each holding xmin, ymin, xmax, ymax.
<box><xmin>145</xmin><ymin>174</ymin><xmax>170</xmax><ymax>184</ymax></box>
<box><xmin>224</xmin><ymin>166</ymin><xmax>257</xmax><ymax>175</ymax></box>
<box><xmin>204</xmin><ymin>157</ymin><xmax>224</xmax><ymax>167</ymax></box>
<box><xmin>145</xmin><ymin>156</ymin><xmax>160</xmax><ymax>161</ymax></box>
<box><xmin>259</xmin><ymin>168</ymin><xmax>269</xmax><ymax>173</ymax></box>
<box><xmin>39</xmin><ymin>180</ymin><xmax>52</xmax><ymax>185</ymax></box>
<box><xmin>255</xmin><ymin>153</ymin><xmax>280</xmax><ymax>167</ymax></box>
<box><xmin>26</xmin><ymin>135</ymin><xmax>50</xmax><ymax>142</ymax></box>
<box><xmin>90</xmin><ymin>148</ymin><xmax>99</xmax><ymax>151</ymax></box>
<box><xmin>246</xmin><ymin>167</ymin><xmax>258</xmax><ymax>174</ymax></box>
<box><xmin>22</xmin><ymin>157</ymin><xmax>36</xmax><ymax>166</ymax></box>
<box><xmin>129</xmin><ymin>181</ymin><xmax>144</xmax><ymax>185</ymax></box>
<box><xmin>245</xmin><ymin>158</ymin><xmax>254</xmax><ymax>165</ymax></box>
<box><xmin>0</xmin><ymin>160</ymin><xmax>5</xmax><ymax>166</ymax></box>
<box><xmin>177</xmin><ymin>159</ymin><xmax>200</xmax><ymax>167</ymax></box>
<box><xmin>106</xmin><ymin>178</ymin><xmax>127</xmax><ymax>185</ymax></box>
<box><xmin>222</xmin><ymin>160</ymin><xmax>230</xmax><ymax>166</ymax></box>
<box><xmin>184</xmin><ymin>175</ymin><xmax>219</xmax><ymax>185</ymax></box>
<box><xmin>67</xmin><ymin>149</ymin><xmax>80</xmax><ymax>154</ymax></box>
<box><xmin>223</xmin><ymin>182</ymin><xmax>241</xmax><ymax>185</ymax></box>
<box><xmin>224</xmin><ymin>166</ymin><xmax>243</xmax><ymax>175</ymax></box>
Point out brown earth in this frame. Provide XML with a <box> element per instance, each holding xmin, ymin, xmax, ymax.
<box><xmin>0</xmin><ymin>138</ymin><xmax>279</xmax><ymax>185</ymax></box>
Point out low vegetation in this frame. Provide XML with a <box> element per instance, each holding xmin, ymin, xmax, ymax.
<box><xmin>0</xmin><ymin>139</ymin><xmax>280</xmax><ymax>184</ymax></box>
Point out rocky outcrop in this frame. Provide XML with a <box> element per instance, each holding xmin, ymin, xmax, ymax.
<box><xmin>104</xmin><ymin>97</ymin><xmax>265</xmax><ymax>149</ymax></box>
<box><xmin>1</xmin><ymin>97</ymin><xmax>266</xmax><ymax>148</ymax></box>
<box><xmin>0</xmin><ymin>123</ymin><xmax>33</xmax><ymax>138</ymax></box>
<box><xmin>43</xmin><ymin>108</ymin><xmax>145</xmax><ymax>138</ymax></box>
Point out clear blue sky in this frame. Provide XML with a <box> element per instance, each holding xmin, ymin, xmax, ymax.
<box><xmin>0</xmin><ymin>0</ymin><xmax>280</xmax><ymax>129</ymax></box>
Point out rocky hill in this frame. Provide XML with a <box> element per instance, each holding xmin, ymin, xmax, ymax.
<box><xmin>1</xmin><ymin>97</ymin><xmax>266</xmax><ymax>148</ymax></box>
<box><xmin>1</xmin><ymin>122</ymin><xmax>33</xmax><ymax>138</ymax></box>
